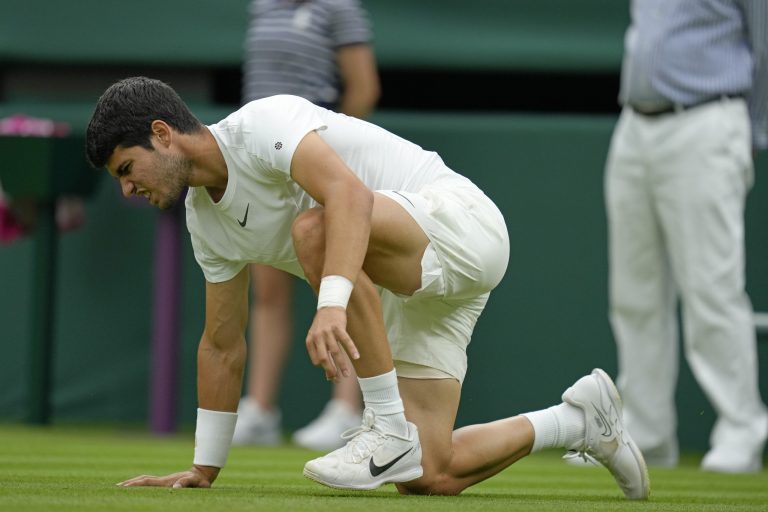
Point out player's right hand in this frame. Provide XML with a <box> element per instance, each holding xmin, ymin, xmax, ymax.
<box><xmin>117</xmin><ymin>465</ymin><xmax>220</xmax><ymax>488</ymax></box>
<box><xmin>305</xmin><ymin>306</ymin><xmax>359</xmax><ymax>381</ymax></box>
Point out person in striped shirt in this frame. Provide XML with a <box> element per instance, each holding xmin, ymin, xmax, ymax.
<box><xmin>605</xmin><ymin>0</ymin><xmax>768</xmax><ymax>473</ymax></box>
<box><xmin>232</xmin><ymin>0</ymin><xmax>380</xmax><ymax>451</ymax></box>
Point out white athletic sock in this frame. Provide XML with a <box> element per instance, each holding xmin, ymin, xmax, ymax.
<box><xmin>358</xmin><ymin>369</ymin><xmax>408</xmax><ymax>436</ymax></box>
<box><xmin>523</xmin><ymin>402</ymin><xmax>585</xmax><ymax>453</ymax></box>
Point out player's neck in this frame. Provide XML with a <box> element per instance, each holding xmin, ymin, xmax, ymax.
<box><xmin>183</xmin><ymin>127</ymin><xmax>229</xmax><ymax>199</ymax></box>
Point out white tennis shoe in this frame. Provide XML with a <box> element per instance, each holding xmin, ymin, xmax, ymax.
<box><xmin>303</xmin><ymin>408</ymin><xmax>423</xmax><ymax>490</ymax></box>
<box><xmin>562</xmin><ymin>369</ymin><xmax>650</xmax><ymax>500</ymax></box>
<box><xmin>562</xmin><ymin>449</ymin><xmax>599</xmax><ymax>466</ymax></box>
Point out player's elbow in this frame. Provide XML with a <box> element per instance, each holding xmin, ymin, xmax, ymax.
<box><xmin>201</xmin><ymin>317</ymin><xmax>247</xmax><ymax>359</ymax></box>
<box><xmin>199</xmin><ymin>330</ymin><xmax>247</xmax><ymax>373</ymax></box>
<box><xmin>292</xmin><ymin>207</ymin><xmax>326</xmax><ymax>288</ymax></box>
<box><xmin>344</xmin><ymin>181</ymin><xmax>374</xmax><ymax>218</ymax></box>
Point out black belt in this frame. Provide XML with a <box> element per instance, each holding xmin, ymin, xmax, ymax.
<box><xmin>630</xmin><ymin>95</ymin><xmax>743</xmax><ymax>117</ymax></box>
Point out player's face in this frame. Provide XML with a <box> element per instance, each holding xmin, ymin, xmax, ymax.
<box><xmin>106</xmin><ymin>143</ymin><xmax>192</xmax><ymax>210</ymax></box>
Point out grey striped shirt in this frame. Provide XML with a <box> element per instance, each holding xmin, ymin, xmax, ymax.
<box><xmin>242</xmin><ymin>0</ymin><xmax>372</xmax><ymax>108</ymax></box>
<box><xmin>620</xmin><ymin>0</ymin><xmax>768</xmax><ymax>149</ymax></box>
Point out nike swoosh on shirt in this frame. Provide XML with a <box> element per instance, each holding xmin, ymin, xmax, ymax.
<box><xmin>237</xmin><ymin>203</ymin><xmax>250</xmax><ymax>227</ymax></box>
<box><xmin>369</xmin><ymin>448</ymin><xmax>412</xmax><ymax>477</ymax></box>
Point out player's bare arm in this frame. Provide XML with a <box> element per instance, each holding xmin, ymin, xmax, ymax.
<box><xmin>198</xmin><ymin>266</ymin><xmax>250</xmax><ymax>411</ymax></box>
<box><xmin>119</xmin><ymin>267</ymin><xmax>250</xmax><ymax>488</ymax></box>
<box><xmin>290</xmin><ymin>131</ymin><xmax>373</xmax><ymax>379</ymax></box>
<box><xmin>291</xmin><ymin>131</ymin><xmax>373</xmax><ymax>281</ymax></box>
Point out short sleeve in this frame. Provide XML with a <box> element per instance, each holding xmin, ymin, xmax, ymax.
<box><xmin>189</xmin><ymin>229</ymin><xmax>246</xmax><ymax>283</ymax></box>
<box><xmin>185</xmin><ymin>192</ymin><xmax>247</xmax><ymax>283</ymax></box>
<box><xmin>240</xmin><ymin>95</ymin><xmax>327</xmax><ymax>175</ymax></box>
<box><xmin>329</xmin><ymin>0</ymin><xmax>372</xmax><ymax>48</ymax></box>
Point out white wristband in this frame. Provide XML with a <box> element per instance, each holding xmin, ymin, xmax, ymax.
<box><xmin>317</xmin><ymin>275</ymin><xmax>354</xmax><ymax>310</ymax></box>
<box><xmin>193</xmin><ymin>408</ymin><xmax>238</xmax><ymax>468</ymax></box>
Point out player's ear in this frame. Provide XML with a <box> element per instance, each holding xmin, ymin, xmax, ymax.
<box><xmin>150</xmin><ymin>120</ymin><xmax>172</xmax><ymax>148</ymax></box>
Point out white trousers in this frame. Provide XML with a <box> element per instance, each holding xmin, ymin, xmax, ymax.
<box><xmin>605</xmin><ymin>99</ymin><xmax>768</xmax><ymax>453</ymax></box>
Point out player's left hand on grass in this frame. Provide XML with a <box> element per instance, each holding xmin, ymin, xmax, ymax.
<box><xmin>306</xmin><ymin>306</ymin><xmax>360</xmax><ymax>381</ymax></box>
<box><xmin>118</xmin><ymin>465</ymin><xmax>219</xmax><ymax>488</ymax></box>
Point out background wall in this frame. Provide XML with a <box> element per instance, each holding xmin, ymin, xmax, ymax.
<box><xmin>0</xmin><ymin>1</ymin><xmax>765</xmax><ymax>454</ymax></box>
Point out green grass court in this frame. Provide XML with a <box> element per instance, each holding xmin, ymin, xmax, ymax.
<box><xmin>0</xmin><ymin>424</ymin><xmax>766</xmax><ymax>511</ymax></box>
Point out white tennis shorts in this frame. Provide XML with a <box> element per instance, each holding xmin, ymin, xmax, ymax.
<box><xmin>378</xmin><ymin>176</ymin><xmax>509</xmax><ymax>383</ymax></box>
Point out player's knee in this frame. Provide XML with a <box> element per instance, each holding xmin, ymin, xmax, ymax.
<box><xmin>291</xmin><ymin>208</ymin><xmax>325</xmax><ymax>285</ymax></box>
<box><xmin>396</xmin><ymin>473</ymin><xmax>463</xmax><ymax>496</ymax></box>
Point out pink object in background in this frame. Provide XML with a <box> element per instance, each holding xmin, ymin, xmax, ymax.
<box><xmin>0</xmin><ymin>114</ymin><xmax>71</xmax><ymax>137</ymax></box>
<box><xmin>0</xmin><ymin>114</ymin><xmax>84</xmax><ymax>244</ymax></box>
<box><xmin>0</xmin><ymin>194</ymin><xmax>26</xmax><ymax>244</ymax></box>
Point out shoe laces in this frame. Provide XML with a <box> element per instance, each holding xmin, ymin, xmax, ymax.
<box><xmin>340</xmin><ymin>408</ymin><xmax>409</xmax><ymax>463</ymax></box>
<box><xmin>563</xmin><ymin>449</ymin><xmax>599</xmax><ymax>466</ymax></box>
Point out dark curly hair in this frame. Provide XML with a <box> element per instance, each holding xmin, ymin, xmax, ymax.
<box><xmin>85</xmin><ymin>77</ymin><xmax>203</xmax><ymax>168</ymax></box>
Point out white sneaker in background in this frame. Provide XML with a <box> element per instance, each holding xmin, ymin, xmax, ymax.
<box><xmin>701</xmin><ymin>414</ymin><xmax>767</xmax><ymax>474</ymax></box>
<box><xmin>292</xmin><ymin>399</ymin><xmax>362</xmax><ymax>451</ymax></box>
<box><xmin>562</xmin><ymin>368</ymin><xmax>650</xmax><ymax>500</ymax></box>
<box><xmin>701</xmin><ymin>445</ymin><xmax>763</xmax><ymax>474</ymax></box>
<box><xmin>303</xmin><ymin>408</ymin><xmax>423</xmax><ymax>490</ymax></box>
<box><xmin>231</xmin><ymin>398</ymin><xmax>281</xmax><ymax>446</ymax></box>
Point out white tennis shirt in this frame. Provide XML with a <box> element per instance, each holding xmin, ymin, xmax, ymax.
<box><xmin>186</xmin><ymin>95</ymin><xmax>466</xmax><ymax>283</ymax></box>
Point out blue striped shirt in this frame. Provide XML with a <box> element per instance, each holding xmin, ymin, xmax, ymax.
<box><xmin>242</xmin><ymin>0</ymin><xmax>372</xmax><ymax>108</ymax></box>
<box><xmin>620</xmin><ymin>0</ymin><xmax>768</xmax><ymax>149</ymax></box>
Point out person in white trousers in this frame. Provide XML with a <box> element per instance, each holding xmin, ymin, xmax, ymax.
<box><xmin>606</xmin><ymin>0</ymin><xmax>768</xmax><ymax>473</ymax></box>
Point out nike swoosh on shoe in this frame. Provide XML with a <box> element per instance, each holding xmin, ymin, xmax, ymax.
<box><xmin>369</xmin><ymin>448</ymin><xmax>412</xmax><ymax>477</ymax></box>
